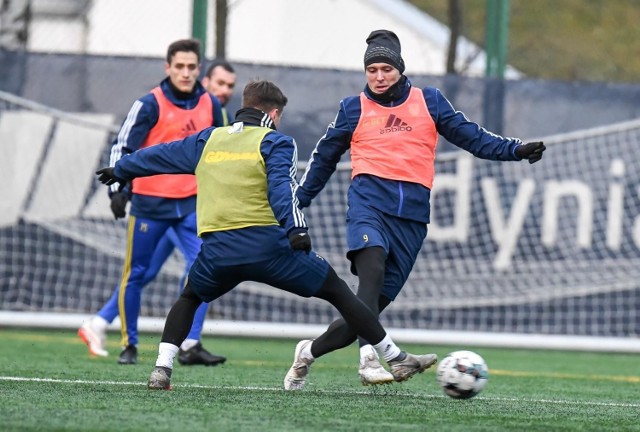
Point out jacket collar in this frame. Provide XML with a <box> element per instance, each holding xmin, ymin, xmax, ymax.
<box><xmin>232</xmin><ymin>107</ymin><xmax>277</xmax><ymax>130</ymax></box>
<box><xmin>364</xmin><ymin>75</ymin><xmax>410</xmax><ymax>105</ymax></box>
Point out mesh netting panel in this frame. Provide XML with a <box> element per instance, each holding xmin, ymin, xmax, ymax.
<box><xmin>1</xmin><ymin>90</ymin><xmax>639</xmax><ymax>336</ymax></box>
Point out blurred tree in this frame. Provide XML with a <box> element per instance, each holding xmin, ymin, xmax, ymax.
<box><xmin>410</xmin><ymin>0</ymin><xmax>640</xmax><ymax>83</ymax></box>
<box><xmin>446</xmin><ymin>0</ymin><xmax>462</xmax><ymax>74</ymax></box>
<box><xmin>215</xmin><ymin>0</ymin><xmax>228</xmax><ymax>59</ymax></box>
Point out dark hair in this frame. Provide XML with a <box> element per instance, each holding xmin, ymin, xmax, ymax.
<box><xmin>242</xmin><ymin>80</ymin><xmax>288</xmax><ymax>112</ymax></box>
<box><xmin>205</xmin><ymin>59</ymin><xmax>235</xmax><ymax>78</ymax></box>
<box><xmin>166</xmin><ymin>39</ymin><xmax>201</xmax><ymax>64</ymax></box>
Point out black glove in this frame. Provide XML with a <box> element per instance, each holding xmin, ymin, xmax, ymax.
<box><xmin>288</xmin><ymin>229</ymin><xmax>312</xmax><ymax>254</ymax></box>
<box><xmin>515</xmin><ymin>141</ymin><xmax>546</xmax><ymax>164</ymax></box>
<box><xmin>96</xmin><ymin>167</ymin><xmax>126</xmax><ymax>187</ymax></box>
<box><xmin>110</xmin><ymin>192</ymin><xmax>129</xmax><ymax>219</ymax></box>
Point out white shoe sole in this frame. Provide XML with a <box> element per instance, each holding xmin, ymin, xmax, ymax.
<box><xmin>359</xmin><ymin>371</ymin><xmax>394</xmax><ymax>386</ymax></box>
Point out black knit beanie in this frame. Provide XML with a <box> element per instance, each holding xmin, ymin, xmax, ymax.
<box><xmin>363</xmin><ymin>30</ymin><xmax>405</xmax><ymax>74</ymax></box>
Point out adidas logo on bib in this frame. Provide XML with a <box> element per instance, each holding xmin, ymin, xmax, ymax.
<box><xmin>380</xmin><ymin>114</ymin><xmax>412</xmax><ymax>134</ymax></box>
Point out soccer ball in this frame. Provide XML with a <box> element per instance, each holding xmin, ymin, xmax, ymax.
<box><xmin>436</xmin><ymin>350</ymin><xmax>489</xmax><ymax>399</ymax></box>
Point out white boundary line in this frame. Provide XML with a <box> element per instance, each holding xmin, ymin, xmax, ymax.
<box><xmin>1</xmin><ymin>376</ymin><xmax>638</xmax><ymax>409</ymax></box>
<box><xmin>1</xmin><ymin>311</ymin><xmax>639</xmax><ymax>353</ymax></box>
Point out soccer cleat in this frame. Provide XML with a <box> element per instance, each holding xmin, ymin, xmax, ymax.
<box><xmin>283</xmin><ymin>339</ymin><xmax>314</xmax><ymax>391</ymax></box>
<box><xmin>118</xmin><ymin>344</ymin><xmax>138</xmax><ymax>365</ymax></box>
<box><xmin>177</xmin><ymin>343</ymin><xmax>226</xmax><ymax>366</ymax></box>
<box><xmin>77</xmin><ymin>321</ymin><xmax>108</xmax><ymax>357</ymax></box>
<box><xmin>148</xmin><ymin>366</ymin><xmax>173</xmax><ymax>390</ymax></box>
<box><xmin>388</xmin><ymin>352</ymin><xmax>438</xmax><ymax>382</ymax></box>
<box><xmin>359</xmin><ymin>351</ymin><xmax>394</xmax><ymax>386</ymax></box>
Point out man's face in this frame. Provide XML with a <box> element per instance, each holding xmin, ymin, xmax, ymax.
<box><xmin>165</xmin><ymin>51</ymin><xmax>200</xmax><ymax>93</ymax></box>
<box><xmin>203</xmin><ymin>66</ymin><xmax>237</xmax><ymax>106</ymax></box>
<box><xmin>365</xmin><ymin>63</ymin><xmax>401</xmax><ymax>94</ymax></box>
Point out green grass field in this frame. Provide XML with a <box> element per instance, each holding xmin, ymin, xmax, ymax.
<box><xmin>0</xmin><ymin>328</ymin><xmax>638</xmax><ymax>431</ymax></box>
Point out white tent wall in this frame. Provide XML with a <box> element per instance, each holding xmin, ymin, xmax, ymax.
<box><xmin>27</xmin><ymin>0</ymin><xmax>519</xmax><ymax>77</ymax></box>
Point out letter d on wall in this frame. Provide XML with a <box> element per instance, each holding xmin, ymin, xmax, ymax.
<box><xmin>430</xmin><ymin>154</ymin><xmax>473</xmax><ymax>242</ymax></box>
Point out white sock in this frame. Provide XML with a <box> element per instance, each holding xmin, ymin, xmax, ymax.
<box><xmin>359</xmin><ymin>344</ymin><xmax>377</xmax><ymax>366</ymax></box>
<box><xmin>300</xmin><ymin>341</ymin><xmax>314</xmax><ymax>362</ymax></box>
<box><xmin>180</xmin><ymin>338</ymin><xmax>199</xmax><ymax>351</ymax></box>
<box><xmin>91</xmin><ymin>315</ymin><xmax>109</xmax><ymax>331</ymax></box>
<box><xmin>373</xmin><ymin>334</ymin><xmax>402</xmax><ymax>363</ymax></box>
<box><xmin>156</xmin><ymin>342</ymin><xmax>180</xmax><ymax>369</ymax></box>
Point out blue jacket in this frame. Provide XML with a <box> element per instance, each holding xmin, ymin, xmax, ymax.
<box><xmin>109</xmin><ymin>78</ymin><xmax>225</xmax><ymax>219</ymax></box>
<box><xmin>112</xmin><ymin>111</ymin><xmax>305</xmax><ymax>264</ymax></box>
<box><xmin>297</xmin><ymin>78</ymin><xmax>524</xmax><ymax>223</ymax></box>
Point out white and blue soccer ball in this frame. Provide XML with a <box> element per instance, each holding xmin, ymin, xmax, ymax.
<box><xmin>436</xmin><ymin>350</ymin><xmax>489</xmax><ymax>399</ymax></box>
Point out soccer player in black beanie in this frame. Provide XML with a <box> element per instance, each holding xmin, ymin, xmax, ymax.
<box><xmin>287</xmin><ymin>29</ymin><xmax>546</xmax><ymax>389</ymax></box>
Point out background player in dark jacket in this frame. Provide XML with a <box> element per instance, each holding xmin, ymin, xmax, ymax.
<box><xmin>291</xmin><ymin>30</ymin><xmax>546</xmax><ymax>388</ymax></box>
<box><xmin>96</xmin><ymin>80</ymin><xmax>437</xmax><ymax>391</ymax></box>
<box><xmin>79</xmin><ymin>57</ymin><xmax>237</xmax><ymax>367</ymax></box>
<box><xmin>78</xmin><ymin>39</ymin><xmax>226</xmax><ymax>366</ymax></box>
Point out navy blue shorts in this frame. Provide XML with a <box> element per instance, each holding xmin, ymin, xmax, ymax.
<box><xmin>346</xmin><ymin>205</ymin><xmax>427</xmax><ymax>300</ymax></box>
<box><xmin>187</xmin><ymin>247</ymin><xmax>330</xmax><ymax>303</ymax></box>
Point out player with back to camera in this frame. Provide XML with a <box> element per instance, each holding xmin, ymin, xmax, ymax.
<box><xmin>284</xmin><ymin>29</ymin><xmax>546</xmax><ymax>389</ymax></box>
<box><xmin>78</xmin><ymin>57</ymin><xmax>238</xmax><ymax>367</ymax></box>
<box><xmin>95</xmin><ymin>79</ymin><xmax>438</xmax><ymax>390</ymax></box>
<box><xmin>78</xmin><ymin>39</ymin><xmax>228</xmax><ymax>366</ymax></box>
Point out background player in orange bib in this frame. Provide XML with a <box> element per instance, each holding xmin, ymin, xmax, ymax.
<box><xmin>79</xmin><ymin>56</ymin><xmax>237</xmax><ymax>367</ymax></box>
<box><xmin>78</xmin><ymin>39</ymin><xmax>227</xmax><ymax>366</ymax></box>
